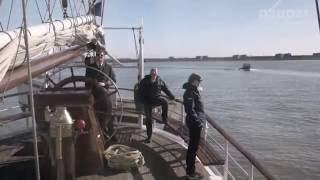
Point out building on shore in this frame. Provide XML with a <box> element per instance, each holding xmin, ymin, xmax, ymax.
<box><xmin>195</xmin><ymin>56</ymin><xmax>209</xmax><ymax>60</ymax></box>
<box><xmin>274</xmin><ymin>53</ymin><xmax>292</xmax><ymax>60</ymax></box>
<box><xmin>232</xmin><ymin>54</ymin><xmax>248</xmax><ymax>60</ymax></box>
<box><xmin>313</xmin><ymin>53</ymin><xmax>320</xmax><ymax>57</ymax></box>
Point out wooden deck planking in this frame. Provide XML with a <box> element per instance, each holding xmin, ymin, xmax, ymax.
<box><xmin>0</xmin><ymin>98</ymin><xmax>222</xmax><ymax>179</ymax></box>
<box><xmin>77</xmin><ymin>127</ymin><xmax>212</xmax><ymax>180</ymax></box>
<box><xmin>115</xmin><ymin>100</ymin><xmax>225</xmax><ymax>166</ymax></box>
<box><xmin>153</xmin><ymin>113</ymin><xmax>225</xmax><ymax>166</ymax></box>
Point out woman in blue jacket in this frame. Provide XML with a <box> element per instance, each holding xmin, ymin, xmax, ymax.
<box><xmin>183</xmin><ymin>73</ymin><xmax>205</xmax><ymax>180</ymax></box>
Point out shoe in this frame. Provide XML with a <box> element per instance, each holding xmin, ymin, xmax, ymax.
<box><xmin>144</xmin><ymin>138</ymin><xmax>151</xmax><ymax>144</ymax></box>
<box><xmin>186</xmin><ymin>172</ymin><xmax>204</xmax><ymax>180</ymax></box>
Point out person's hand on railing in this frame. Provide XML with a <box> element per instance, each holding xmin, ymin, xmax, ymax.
<box><xmin>168</xmin><ymin>98</ymin><xmax>182</xmax><ymax>105</ymax></box>
<box><xmin>98</xmin><ymin>82</ymin><xmax>106</xmax><ymax>87</ymax></box>
<box><xmin>174</xmin><ymin>98</ymin><xmax>183</xmax><ymax>104</ymax></box>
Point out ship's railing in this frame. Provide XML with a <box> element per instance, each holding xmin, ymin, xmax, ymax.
<box><xmin>174</xmin><ymin>98</ymin><xmax>277</xmax><ymax>180</ymax></box>
<box><xmin>203</xmin><ymin>114</ymin><xmax>277</xmax><ymax>180</ymax></box>
<box><xmin>1</xmin><ymin>85</ymin><xmax>277</xmax><ymax>180</ymax></box>
<box><xmin>116</xmin><ymin>87</ymin><xmax>277</xmax><ymax>180</ymax></box>
<box><xmin>0</xmin><ymin>91</ymin><xmax>33</xmax><ymax>140</ymax></box>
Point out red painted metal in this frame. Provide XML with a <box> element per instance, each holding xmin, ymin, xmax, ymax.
<box><xmin>75</xmin><ymin>119</ymin><xmax>86</xmax><ymax>133</ymax></box>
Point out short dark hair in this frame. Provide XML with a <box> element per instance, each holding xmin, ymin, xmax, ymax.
<box><xmin>188</xmin><ymin>73</ymin><xmax>202</xmax><ymax>83</ymax></box>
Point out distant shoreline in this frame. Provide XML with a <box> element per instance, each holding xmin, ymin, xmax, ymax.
<box><xmin>119</xmin><ymin>55</ymin><xmax>320</xmax><ymax>63</ymax></box>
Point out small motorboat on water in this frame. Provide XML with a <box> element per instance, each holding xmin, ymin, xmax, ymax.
<box><xmin>0</xmin><ymin>1</ymin><xmax>279</xmax><ymax>180</ymax></box>
<box><xmin>239</xmin><ymin>63</ymin><xmax>251</xmax><ymax>71</ymax></box>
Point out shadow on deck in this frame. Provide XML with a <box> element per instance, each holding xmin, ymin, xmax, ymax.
<box><xmin>77</xmin><ymin>127</ymin><xmax>211</xmax><ymax>180</ymax></box>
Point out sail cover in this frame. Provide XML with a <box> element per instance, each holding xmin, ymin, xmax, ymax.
<box><xmin>0</xmin><ymin>15</ymin><xmax>102</xmax><ymax>83</ymax></box>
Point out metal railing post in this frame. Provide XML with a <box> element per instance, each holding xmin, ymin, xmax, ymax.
<box><xmin>138</xmin><ymin>24</ymin><xmax>144</xmax><ymax>129</ymax></box>
<box><xmin>181</xmin><ymin>103</ymin><xmax>185</xmax><ymax>125</ymax></box>
<box><xmin>59</xmin><ymin>69</ymin><xmax>62</xmax><ymax>81</ymax></box>
<box><xmin>139</xmin><ymin>114</ymin><xmax>144</xmax><ymax>129</ymax></box>
<box><xmin>26</xmin><ymin>116</ymin><xmax>30</xmax><ymax>129</ymax></box>
<box><xmin>250</xmin><ymin>165</ymin><xmax>254</xmax><ymax>180</ymax></box>
<box><xmin>223</xmin><ymin>140</ymin><xmax>229</xmax><ymax>180</ymax></box>
<box><xmin>205</xmin><ymin>114</ymin><xmax>277</xmax><ymax>180</ymax></box>
<box><xmin>112</xmin><ymin>93</ymin><xmax>117</xmax><ymax>111</ymax></box>
<box><xmin>203</xmin><ymin>118</ymin><xmax>208</xmax><ymax>142</ymax></box>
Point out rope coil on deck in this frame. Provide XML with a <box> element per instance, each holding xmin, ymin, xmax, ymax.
<box><xmin>104</xmin><ymin>144</ymin><xmax>145</xmax><ymax>170</ymax></box>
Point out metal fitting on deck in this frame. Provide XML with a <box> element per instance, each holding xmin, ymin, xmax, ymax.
<box><xmin>46</xmin><ymin>106</ymin><xmax>73</xmax><ymax>138</ymax></box>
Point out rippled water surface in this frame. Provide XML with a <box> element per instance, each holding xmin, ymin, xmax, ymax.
<box><xmin>116</xmin><ymin>60</ymin><xmax>320</xmax><ymax>180</ymax></box>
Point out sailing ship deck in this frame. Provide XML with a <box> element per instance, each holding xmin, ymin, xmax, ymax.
<box><xmin>77</xmin><ymin>127</ymin><xmax>212</xmax><ymax>180</ymax></box>
<box><xmin>0</xmin><ymin>127</ymin><xmax>215</xmax><ymax>180</ymax></box>
<box><xmin>0</xmin><ymin>90</ymin><xmax>223</xmax><ymax>180</ymax></box>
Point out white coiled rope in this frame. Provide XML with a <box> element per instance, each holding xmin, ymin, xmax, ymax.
<box><xmin>104</xmin><ymin>144</ymin><xmax>145</xmax><ymax>170</ymax></box>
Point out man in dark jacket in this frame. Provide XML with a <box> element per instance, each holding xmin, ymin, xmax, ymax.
<box><xmin>183</xmin><ymin>73</ymin><xmax>205</xmax><ymax>179</ymax></box>
<box><xmin>85</xmin><ymin>51</ymin><xmax>116</xmax><ymax>85</ymax></box>
<box><xmin>85</xmin><ymin>51</ymin><xmax>117</xmax><ymax>141</ymax></box>
<box><xmin>139</xmin><ymin>68</ymin><xmax>175</xmax><ymax>143</ymax></box>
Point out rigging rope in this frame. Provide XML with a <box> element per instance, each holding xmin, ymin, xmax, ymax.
<box><xmin>104</xmin><ymin>144</ymin><xmax>145</xmax><ymax>170</ymax></box>
<box><xmin>76</xmin><ymin>0</ymin><xmax>82</xmax><ymax>16</ymax></box>
<box><xmin>71</xmin><ymin>0</ymin><xmax>80</xmax><ymax>17</ymax></box>
<box><xmin>101</xmin><ymin>0</ymin><xmax>106</xmax><ymax>25</ymax></box>
<box><xmin>45</xmin><ymin>0</ymin><xmax>58</xmax><ymax>43</ymax></box>
<box><xmin>6</xmin><ymin>0</ymin><xmax>14</xmax><ymax>30</ymax></box>
<box><xmin>21</xmin><ymin>0</ymin><xmax>41</xmax><ymax>179</ymax></box>
<box><xmin>0</xmin><ymin>22</ymin><xmax>3</xmax><ymax>31</ymax></box>
<box><xmin>43</xmin><ymin>0</ymin><xmax>50</xmax><ymax>21</ymax></box>
<box><xmin>50</xmin><ymin>0</ymin><xmax>59</xmax><ymax>19</ymax></box>
<box><xmin>69</xmin><ymin>2</ymin><xmax>78</xmax><ymax>44</ymax></box>
<box><xmin>0</xmin><ymin>3</ymin><xmax>97</xmax><ymax>84</ymax></box>
<box><xmin>67</xmin><ymin>0</ymin><xmax>90</xmax><ymax>46</ymax></box>
<box><xmin>0</xmin><ymin>0</ymin><xmax>29</xmax><ymax>101</ymax></box>
<box><xmin>81</xmin><ymin>0</ymin><xmax>87</xmax><ymax>15</ymax></box>
<box><xmin>35</xmin><ymin>0</ymin><xmax>44</xmax><ymax>23</ymax></box>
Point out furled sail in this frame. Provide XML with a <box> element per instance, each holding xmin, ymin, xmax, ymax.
<box><xmin>0</xmin><ymin>15</ymin><xmax>103</xmax><ymax>83</ymax></box>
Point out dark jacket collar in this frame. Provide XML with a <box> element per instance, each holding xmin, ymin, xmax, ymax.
<box><xmin>144</xmin><ymin>75</ymin><xmax>160</xmax><ymax>82</ymax></box>
<box><xmin>182</xmin><ymin>82</ymin><xmax>198</xmax><ymax>92</ymax></box>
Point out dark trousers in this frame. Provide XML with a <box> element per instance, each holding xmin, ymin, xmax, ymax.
<box><xmin>186</xmin><ymin>124</ymin><xmax>202</xmax><ymax>175</ymax></box>
<box><xmin>97</xmin><ymin>113</ymin><xmax>114</xmax><ymax>138</ymax></box>
<box><xmin>144</xmin><ymin>98</ymin><xmax>168</xmax><ymax>139</ymax></box>
<box><xmin>92</xmin><ymin>85</ymin><xmax>114</xmax><ymax>139</ymax></box>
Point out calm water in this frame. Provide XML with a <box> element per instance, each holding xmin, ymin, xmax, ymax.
<box><xmin>1</xmin><ymin>60</ymin><xmax>319</xmax><ymax>179</ymax></box>
<box><xmin>116</xmin><ymin>60</ymin><xmax>320</xmax><ymax>180</ymax></box>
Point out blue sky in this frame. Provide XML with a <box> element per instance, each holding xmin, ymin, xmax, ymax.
<box><xmin>1</xmin><ymin>0</ymin><xmax>319</xmax><ymax>58</ymax></box>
